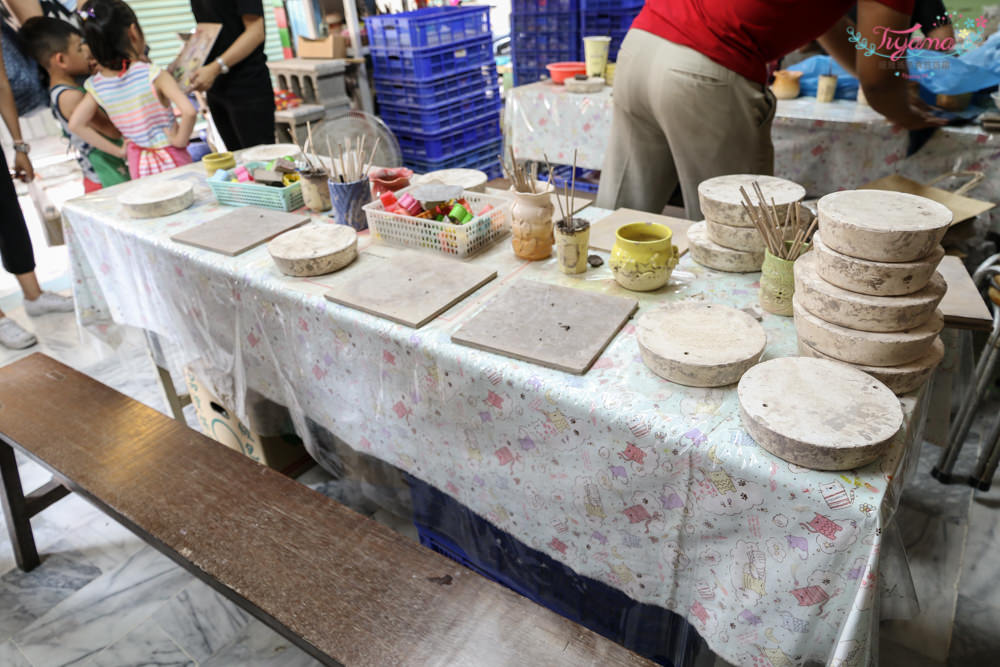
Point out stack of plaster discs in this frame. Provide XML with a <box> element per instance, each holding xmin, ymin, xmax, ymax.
<box><xmin>794</xmin><ymin>189</ymin><xmax>951</xmax><ymax>395</ymax></box>
<box><xmin>689</xmin><ymin>174</ymin><xmax>806</xmax><ymax>272</ymax></box>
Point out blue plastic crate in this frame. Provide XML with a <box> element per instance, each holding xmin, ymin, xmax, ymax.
<box><xmin>512</xmin><ymin>64</ymin><xmax>549</xmax><ymax>86</ymax></box>
<box><xmin>581</xmin><ymin>0</ymin><xmax>643</xmax><ymax>10</ymax></box>
<box><xmin>380</xmin><ymin>95</ymin><xmax>502</xmax><ymax>135</ymax></box>
<box><xmin>581</xmin><ymin>8</ymin><xmax>640</xmax><ymax>37</ymax></box>
<box><xmin>403</xmin><ymin>137</ymin><xmax>503</xmax><ymax>173</ymax></box>
<box><xmin>543</xmin><ymin>165</ymin><xmax>601</xmax><ymax>193</ymax></box>
<box><xmin>374</xmin><ymin>66</ymin><xmax>497</xmax><ymax>108</ymax></box>
<box><xmin>367</xmin><ymin>6</ymin><xmax>491</xmax><ymax>49</ymax></box>
<box><xmin>512</xmin><ymin>45</ymin><xmax>579</xmax><ymax>69</ymax></box>
<box><xmin>511</xmin><ymin>11</ymin><xmax>575</xmax><ymax>33</ymax></box>
<box><xmin>396</xmin><ymin>112</ymin><xmax>501</xmax><ymax>160</ymax></box>
<box><xmin>371</xmin><ymin>36</ymin><xmax>494</xmax><ymax>81</ymax></box>
<box><xmin>512</xmin><ymin>0</ymin><xmax>578</xmax><ymax>13</ymax></box>
<box><xmin>513</xmin><ymin>29</ymin><xmax>579</xmax><ymax>53</ymax></box>
<box><xmin>407</xmin><ymin>474</ymin><xmax>708</xmax><ymax>667</ymax></box>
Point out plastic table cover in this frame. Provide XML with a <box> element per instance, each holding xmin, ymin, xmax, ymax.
<box><xmin>63</xmin><ymin>167</ymin><xmax>929</xmax><ymax>667</ymax></box>
<box><xmin>507</xmin><ymin>83</ymin><xmax>1000</xmax><ymax>229</ymax></box>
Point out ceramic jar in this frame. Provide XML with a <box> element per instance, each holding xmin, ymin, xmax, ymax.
<box><xmin>759</xmin><ymin>250</ymin><xmax>796</xmax><ymax>316</ymax></box>
<box><xmin>609</xmin><ymin>222</ymin><xmax>679</xmax><ymax>291</ymax></box>
<box><xmin>301</xmin><ymin>171</ymin><xmax>332</xmax><ymax>212</ymax></box>
<box><xmin>770</xmin><ymin>70</ymin><xmax>803</xmax><ymax>100</ymax></box>
<box><xmin>510</xmin><ymin>182</ymin><xmax>555</xmax><ymax>261</ymax></box>
<box><xmin>554</xmin><ymin>219</ymin><xmax>590</xmax><ymax>274</ymax></box>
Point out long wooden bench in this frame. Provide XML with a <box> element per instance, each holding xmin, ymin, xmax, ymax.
<box><xmin>0</xmin><ymin>353</ymin><xmax>651</xmax><ymax>666</ymax></box>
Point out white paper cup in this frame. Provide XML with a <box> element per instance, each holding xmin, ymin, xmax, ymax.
<box><xmin>584</xmin><ymin>36</ymin><xmax>611</xmax><ymax>78</ymax></box>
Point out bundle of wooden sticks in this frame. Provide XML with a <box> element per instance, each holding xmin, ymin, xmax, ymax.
<box><xmin>298</xmin><ymin>121</ymin><xmax>380</xmax><ymax>183</ymax></box>
<box><xmin>739</xmin><ymin>182</ymin><xmax>817</xmax><ymax>261</ymax></box>
<box><xmin>500</xmin><ymin>147</ymin><xmax>539</xmax><ymax>193</ymax></box>
<box><xmin>545</xmin><ymin>149</ymin><xmax>580</xmax><ymax>229</ymax></box>
<box><xmin>325</xmin><ymin>133</ymin><xmax>380</xmax><ymax>183</ymax></box>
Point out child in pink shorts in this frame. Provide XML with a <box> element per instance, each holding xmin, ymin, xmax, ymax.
<box><xmin>68</xmin><ymin>0</ymin><xmax>197</xmax><ymax>178</ymax></box>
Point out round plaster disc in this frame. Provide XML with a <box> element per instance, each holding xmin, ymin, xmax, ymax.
<box><xmin>119</xmin><ymin>180</ymin><xmax>194</xmax><ymax>218</ymax></box>
<box><xmin>812</xmin><ymin>232</ymin><xmax>945</xmax><ymax>296</ymax></box>
<box><xmin>412</xmin><ymin>168</ymin><xmax>489</xmax><ymax>192</ymax></box>
<box><xmin>738</xmin><ymin>357</ymin><xmax>902</xmax><ymax>470</ymax></box>
<box><xmin>793</xmin><ymin>294</ymin><xmax>943</xmax><ymax>367</ymax></box>
<box><xmin>241</xmin><ymin>143</ymin><xmax>303</xmax><ymax>162</ymax></box>
<box><xmin>637</xmin><ymin>303</ymin><xmax>766</xmax><ymax>387</ymax></box>
<box><xmin>267</xmin><ymin>224</ymin><xmax>357</xmax><ymax>277</ymax></box>
<box><xmin>798</xmin><ymin>336</ymin><xmax>943</xmax><ymax>396</ymax></box>
<box><xmin>698</xmin><ymin>174</ymin><xmax>805</xmax><ymax>228</ymax></box>
<box><xmin>817</xmin><ymin>190</ymin><xmax>952</xmax><ymax>262</ymax></box>
<box><xmin>688</xmin><ymin>222</ymin><xmax>764</xmax><ymax>272</ymax></box>
<box><xmin>794</xmin><ymin>251</ymin><xmax>945</xmax><ymax>332</ymax></box>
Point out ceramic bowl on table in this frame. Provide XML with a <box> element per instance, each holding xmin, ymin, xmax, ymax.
<box><xmin>202</xmin><ymin>151</ymin><xmax>235</xmax><ymax>175</ymax></box>
<box><xmin>609</xmin><ymin>222</ymin><xmax>680</xmax><ymax>291</ymax></box>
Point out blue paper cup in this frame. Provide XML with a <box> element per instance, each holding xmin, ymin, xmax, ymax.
<box><xmin>328</xmin><ymin>177</ymin><xmax>373</xmax><ymax>231</ymax></box>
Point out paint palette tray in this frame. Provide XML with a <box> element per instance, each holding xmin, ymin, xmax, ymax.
<box><xmin>363</xmin><ymin>187</ymin><xmax>511</xmax><ymax>258</ymax></box>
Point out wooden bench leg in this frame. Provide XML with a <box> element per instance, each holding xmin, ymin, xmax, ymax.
<box><xmin>0</xmin><ymin>439</ymin><xmax>71</xmax><ymax>572</ymax></box>
<box><xmin>0</xmin><ymin>439</ymin><xmax>40</xmax><ymax>571</ymax></box>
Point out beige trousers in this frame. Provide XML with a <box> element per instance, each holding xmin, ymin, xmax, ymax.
<box><xmin>596</xmin><ymin>29</ymin><xmax>777</xmax><ymax>219</ymax></box>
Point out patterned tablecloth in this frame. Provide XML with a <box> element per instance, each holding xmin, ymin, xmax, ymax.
<box><xmin>508</xmin><ymin>83</ymin><xmax>999</xmax><ymax>227</ymax></box>
<box><xmin>63</xmin><ymin>166</ymin><xmax>929</xmax><ymax>667</ymax></box>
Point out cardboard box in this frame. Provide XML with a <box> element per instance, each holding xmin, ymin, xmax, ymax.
<box><xmin>184</xmin><ymin>365</ymin><xmax>310</xmax><ymax>474</ymax></box>
<box><xmin>298</xmin><ymin>34</ymin><xmax>347</xmax><ymax>59</ymax></box>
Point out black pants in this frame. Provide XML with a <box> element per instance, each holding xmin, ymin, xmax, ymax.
<box><xmin>0</xmin><ymin>150</ymin><xmax>35</xmax><ymax>276</ymax></box>
<box><xmin>207</xmin><ymin>88</ymin><xmax>276</xmax><ymax>152</ymax></box>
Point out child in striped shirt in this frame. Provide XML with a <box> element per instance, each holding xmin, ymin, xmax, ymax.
<box><xmin>68</xmin><ymin>0</ymin><xmax>197</xmax><ymax>179</ymax></box>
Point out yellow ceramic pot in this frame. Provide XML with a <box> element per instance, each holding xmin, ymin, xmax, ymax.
<box><xmin>202</xmin><ymin>151</ymin><xmax>236</xmax><ymax>175</ymax></box>
<box><xmin>609</xmin><ymin>222</ymin><xmax>679</xmax><ymax>291</ymax></box>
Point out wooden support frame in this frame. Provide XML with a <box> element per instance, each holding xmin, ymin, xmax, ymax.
<box><xmin>0</xmin><ymin>438</ymin><xmax>69</xmax><ymax>571</ymax></box>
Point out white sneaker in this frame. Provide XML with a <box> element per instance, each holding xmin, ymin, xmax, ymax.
<box><xmin>0</xmin><ymin>317</ymin><xmax>37</xmax><ymax>349</ymax></box>
<box><xmin>24</xmin><ymin>292</ymin><xmax>74</xmax><ymax>317</ymax></box>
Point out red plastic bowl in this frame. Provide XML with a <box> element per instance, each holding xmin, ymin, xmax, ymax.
<box><xmin>546</xmin><ymin>61</ymin><xmax>587</xmax><ymax>84</ymax></box>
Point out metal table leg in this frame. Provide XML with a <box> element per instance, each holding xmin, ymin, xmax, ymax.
<box><xmin>969</xmin><ymin>410</ymin><xmax>1000</xmax><ymax>490</ymax></box>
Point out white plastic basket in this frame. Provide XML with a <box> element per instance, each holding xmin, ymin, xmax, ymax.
<box><xmin>363</xmin><ymin>189</ymin><xmax>511</xmax><ymax>257</ymax></box>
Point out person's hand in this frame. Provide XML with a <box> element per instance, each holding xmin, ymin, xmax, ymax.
<box><xmin>893</xmin><ymin>105</ymin><xmax>949</xmax><ymax>130</ymax></box>
<box><xmin>13</xmin><ymin>152</ymin><xmax>34</xmax><ymax>182</ymax></box>
<box><xmin>116</xmin><ymin>139</ymin><xmax>130</xmax><ymax>160</ymax></box>
<box><xmin>188</xmin><ymin>62</ymin><xmax>220</xmax><ymax>93</ymax></box>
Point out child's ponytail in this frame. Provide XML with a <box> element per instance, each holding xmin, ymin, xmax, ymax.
<box><xmin>79</xmin><ymin>0</ymin><xmax>141</xmax><ymax>71</ymax></box>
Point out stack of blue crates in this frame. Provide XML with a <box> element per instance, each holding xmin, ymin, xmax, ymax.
<box><xmin>511</xmin><ymin>0</ymin><xmax>580</xmax><ymax>86</ymax></box>
<box><xmin>368</xmin><ymin>7</ymin><xmax>502</xmax><ymax>178</ymax></box>
<box><xmin>511</xmin><ymin>0</ymin><xmax>643</xmax><ymax>86</ymax></box>
<box><xmin>581</xmin><ymin>0</ymin><xmax>643</xmax><ymax>62</ymax></box>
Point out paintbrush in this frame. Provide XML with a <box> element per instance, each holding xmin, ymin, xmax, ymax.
<box><xmin>568</xmin><ymin>149</ymin><xmax>577</xmax><ymax>225</ymax></box>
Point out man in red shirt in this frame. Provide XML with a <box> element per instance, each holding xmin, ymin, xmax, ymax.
<box><xmin>596</xmin><ymin>0</ymin><xmax>946</xmax><ymax>218</ymax></box>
